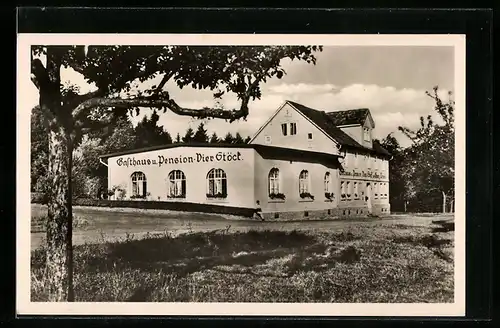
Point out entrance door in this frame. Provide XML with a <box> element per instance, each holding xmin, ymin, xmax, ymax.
<box><xmin>366</xmin><ymin>183</ymin><xmax>372</xmax><ymax>213</ymax></box>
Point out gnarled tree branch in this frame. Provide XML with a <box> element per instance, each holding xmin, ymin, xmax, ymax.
<box><xmin>72</xmin><ymin>95</ymin><xmax>250</xmax><ymax>122</ymax></box>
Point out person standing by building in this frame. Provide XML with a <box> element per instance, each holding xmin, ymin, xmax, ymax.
<box><xmin>253</xmin><ymin>200</ymin><xmax>264</xmax><ymax>221</ymax></box>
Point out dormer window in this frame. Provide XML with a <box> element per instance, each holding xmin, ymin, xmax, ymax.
<box><xmin>363</xmin><ymin>127</ymin><xmax>371</xmax><ymax>142</ymax></box>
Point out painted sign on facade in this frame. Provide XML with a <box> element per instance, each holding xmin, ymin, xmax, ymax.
<box><xmin>116</xmin><ymin>151</ymin><xmax>244</xmax><ymax>167</ymax></box>
<box><xmin>340</xmin><ymin>170</ymin><xmax>386</xmax><ymax>179</ymax></box>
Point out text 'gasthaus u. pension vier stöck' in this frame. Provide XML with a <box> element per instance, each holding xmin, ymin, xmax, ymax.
<box><xmin>116</xmin><ymin>151</ymin><xmax>243</xmax><ymax>167</ymax></box>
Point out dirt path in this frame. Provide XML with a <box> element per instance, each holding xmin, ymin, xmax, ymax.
<box><xmin>30</xmin><ymin>204</ymin><xmax>453</xmax><ymax>251</ymax></box>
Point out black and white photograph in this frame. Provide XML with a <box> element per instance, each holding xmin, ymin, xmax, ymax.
<box><xmin>17</xmin><ymin>34</ymin><xmax>465</xmax><ymax>316</ymax></box>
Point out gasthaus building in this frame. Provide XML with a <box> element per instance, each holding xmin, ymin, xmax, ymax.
<box><xmin>99</xmin><ymin>101</ymin><xmax>391</xmax><ymax>220</ymax></box>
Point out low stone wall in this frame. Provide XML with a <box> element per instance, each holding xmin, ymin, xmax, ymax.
<box><xmin>32</xmin><ymin>193</ymin><xmax>390</xmax><ymax>221</ymax></box>
<box><xmin>262</xmin><ymin>205</ymin><xmax>390</xmax><ymax>221</ymax></box>
<box><xmin>31</xmin><ymin>194</ymin><xmax>256</xmax><ymax>218</ymax></box>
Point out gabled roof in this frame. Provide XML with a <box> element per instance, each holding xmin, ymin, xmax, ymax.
<box><xmin>287</xmin><ymin>101</ymin><xmax>361</xmax><ymax>148</ymax></box>
<box><xmin>326</xmin><ymin>108</ymin><xmax>372</xmax><ymax>127</ymax></box>
<box><xmin>286</xmin><ymin>101</ymin><xmax>390</xmax><ymax>157</ymax></box>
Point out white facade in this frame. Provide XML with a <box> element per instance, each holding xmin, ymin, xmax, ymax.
<box><xmin>101</xmin><ymin>101</ymin><xmax>391</xmax><ymax>218</ymax></box>
<box><xmin>107</xmin><ymin>147</ymin><xmax>256</xmax><ymax>209</ymax></box>
<box><xmin>251</xmin><ymin>102</ymin><xmax>341</xmax><ymax>155</ymax></box>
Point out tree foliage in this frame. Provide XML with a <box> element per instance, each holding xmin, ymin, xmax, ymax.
<box><xmin>134</xmin><ymin>110</ymin><xmax>172</xmax><ymax>148</ymax></box>
<box><xmin>233</xmin><ymin>132</ymin><xmax>245</xmax><ymax>144</ymax></box>
<box><xmin>209</xmin><ymin>132</ymin><xmax>219</xmax><ymax>144</ymax></box>
<box><xmin>394</xmin><ymin>86</ymin><xmax>455</xmax><ymax>212</ymax></box>
<box><xmin>182</xmin><ymin>127</ymin><xmax>195</xmax><ymax>143</ymax></box>
<box><xmin>222</xmin><ymin>132</ymin><xmax>235</xmax><ymax>144</ymax></box>
<box><xmin>193</xmin><ymin>122</ymin><xmax>209</xmax><ymax>143</ymax></box>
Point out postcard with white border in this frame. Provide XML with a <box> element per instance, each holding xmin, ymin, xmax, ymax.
<box><xmin>17</xmin><ymin>33</ymin><xmax>465</xmax><ymax>317</ymax></box>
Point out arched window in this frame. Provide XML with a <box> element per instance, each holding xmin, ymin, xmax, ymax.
<box><xmin>354</xmin><ymin>182</ymin><xmax>358</xmax><ymax>199</ymax></box>
<box><xmin>299</xmin><ymin>170</ymin><xmax>310</xmax><ymax>194</ymax></box>
<box><xmin>346</xmin><ymin>181</ymin><xmax>351</xmax><ymax>198</ymax></box>
<box><xmin>168</xmin><ymin>170</ymin><xmax>186</xmax><ymax>198</ymax></box>
<box><xmin>324</xmin><ymin>172</ymin><xmax>332</xmax><ymax>193</ymax></box>
<box><xmin>374</xmin><ymin>182</ymin><xmax>379</xmax><ymax>198</ymax></box>
<box><xmin>207</xmin><ymin>168</ymin><xmax>227</xmax><ymax>198</ymax></box>
<box><xmin>131</xmin><ymin>171</ymin><xmax>147</xmax><ymax>198</ymax></box>
<box><xmin>268</xmin><ymin>168</ymin><xmax>280</xmax><ymax>195</ymax></box>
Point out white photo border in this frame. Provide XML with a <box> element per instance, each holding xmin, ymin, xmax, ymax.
<box><xmin>17</xmin><ymin>33</ymin><xmax>466</xmax><ymax>317</ymax></box>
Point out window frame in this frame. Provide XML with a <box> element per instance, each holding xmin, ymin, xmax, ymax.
<box><xmin>324</xmin><ymin>172</ymin><xmax>335</xmax><ymax>200</ymax></box>
<box><xmin>290</xmin><ymin>122</ymin><xmax>297</xmax><ymax>135</ymax></box>
<box><xmin>268</xmin><ymin>168</ymin><xmax>284</xmax><ymax>200</ymax></box>
<box><xmin>281</xmin><ymin>123</ymin><xmax>288</xmax><ymax>136</ymax></box>
<box><xmin>131</xmin><ymin>171</ymin><xmax>147</xmax><ymax>198</ymax></box>
<box><xmin>363</xmin><ymin>127</ymin><xmax>371</xmax><ymax>142</ymax></box>
<box><xmin>298</xmin><ymin>170</ymin><xmax>312</xmax><ymax>197</ymax></box>
<box><xmin>324</xmin><ymin>172</ymin><xmax>332</xmax><ymax>193</ymax></box>
<box><xmin>167</xmin><ymin>170</ymin><xmax>186</xmax><ymax>199</ymax></box>
<box><xmin>206</xmin><ymin>168</ymin><xmax>228</xmax><ymax>199</ymax></box>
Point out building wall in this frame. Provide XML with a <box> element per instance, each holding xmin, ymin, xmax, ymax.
<box><xmin>107</xmin><ymin>146</ymin><xmax>256</xmax><ymax>208</ymax></box>
<box><xmin>338</xmin><ymin>147</ymin><xmax>391</xmax><ymax>213</ymax></box>
<box><xmin>253</xmin><ymin>152</ymin><xmax>341</xmax><ymax>214</ymax></box>
<box><xmin>251</xmin><ymin>103</ymin><xmax>340</xmax><ymax>155</ymax></box>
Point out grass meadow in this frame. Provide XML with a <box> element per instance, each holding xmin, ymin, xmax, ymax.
<box><xmin>30</xmin><ymin>211</ymin><xmax>454</xmax><ymax>303</ymax></box>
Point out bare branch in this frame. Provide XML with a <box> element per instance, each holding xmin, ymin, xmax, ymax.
<box><xmin>154</xmin><ymin>72</ymin><xmax>174</xmax><ymax>95</ymax></box>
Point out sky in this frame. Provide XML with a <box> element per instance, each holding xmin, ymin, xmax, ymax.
<box><xmin>28</xmin><ymin>46</ymin><xmax>455</xmax><ymax>147</ymax></box>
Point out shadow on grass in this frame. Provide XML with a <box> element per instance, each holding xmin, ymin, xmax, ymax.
<box><xmin>116</xmin><ymin>230</ymin><xmax>362</xmax><ymax>302</ymax></box>
<box><xmin>391</xmin><ymin>234</ymin><xmax>453</xmax><ymax>263</ymax></box>
<box><xmin>431</xmin><ymin>220</ymin><xmax>454</xmax><ymax>233</ymax></box>
<box><xmin>83</xmin><ymin>230</ymin><xmax>320</xmax><ymax>275</ymax></box>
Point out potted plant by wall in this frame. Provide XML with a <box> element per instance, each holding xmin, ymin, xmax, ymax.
<box><xmin>130</xmin><ymin>194</ymin><xmax>146</xmax><ymax>200</ymax></box>
<box><xmin>168</xmin><ymin>192</ymin><xmax>186</xmax><ymax>199</ymax></box>
<box><xmin>300</xmin><ymin>192</ymin><xmax>315</xmax><ymax>200</ymax></box>
<box><xmin>269</xmin><ymin>192</ymin><xmax>286</xmax><ymax>200</ymax></box>
<box><xmin>117</xmin><ymin>188</ymin><xmax>126</xmax><ymax>201</ymax></box>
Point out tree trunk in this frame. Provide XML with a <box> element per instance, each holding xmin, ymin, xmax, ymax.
<box><xmin>45</xmin><ymin>126</ymin><xmax>74</xmax><ymax>302</ymax></box>
<box><xmin>442</xmin><ymin>191</ymin><xmax>447</xmax><ymax>214</ymax></box>
<box><xmin>404</xmin><ymin>200</ymin><xmax>407</xmax><ymax>212</ymax></box>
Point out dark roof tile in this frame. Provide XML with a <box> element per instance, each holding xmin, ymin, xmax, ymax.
<box><xmin>326</xmin><ymin>108</ymin><xmax>370</xmax><ymax>126</ymax></box>
<box><xmin>287</xmin><ymin>101</ymin><xmax>390</xmax><ymax>157</ymax></box>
